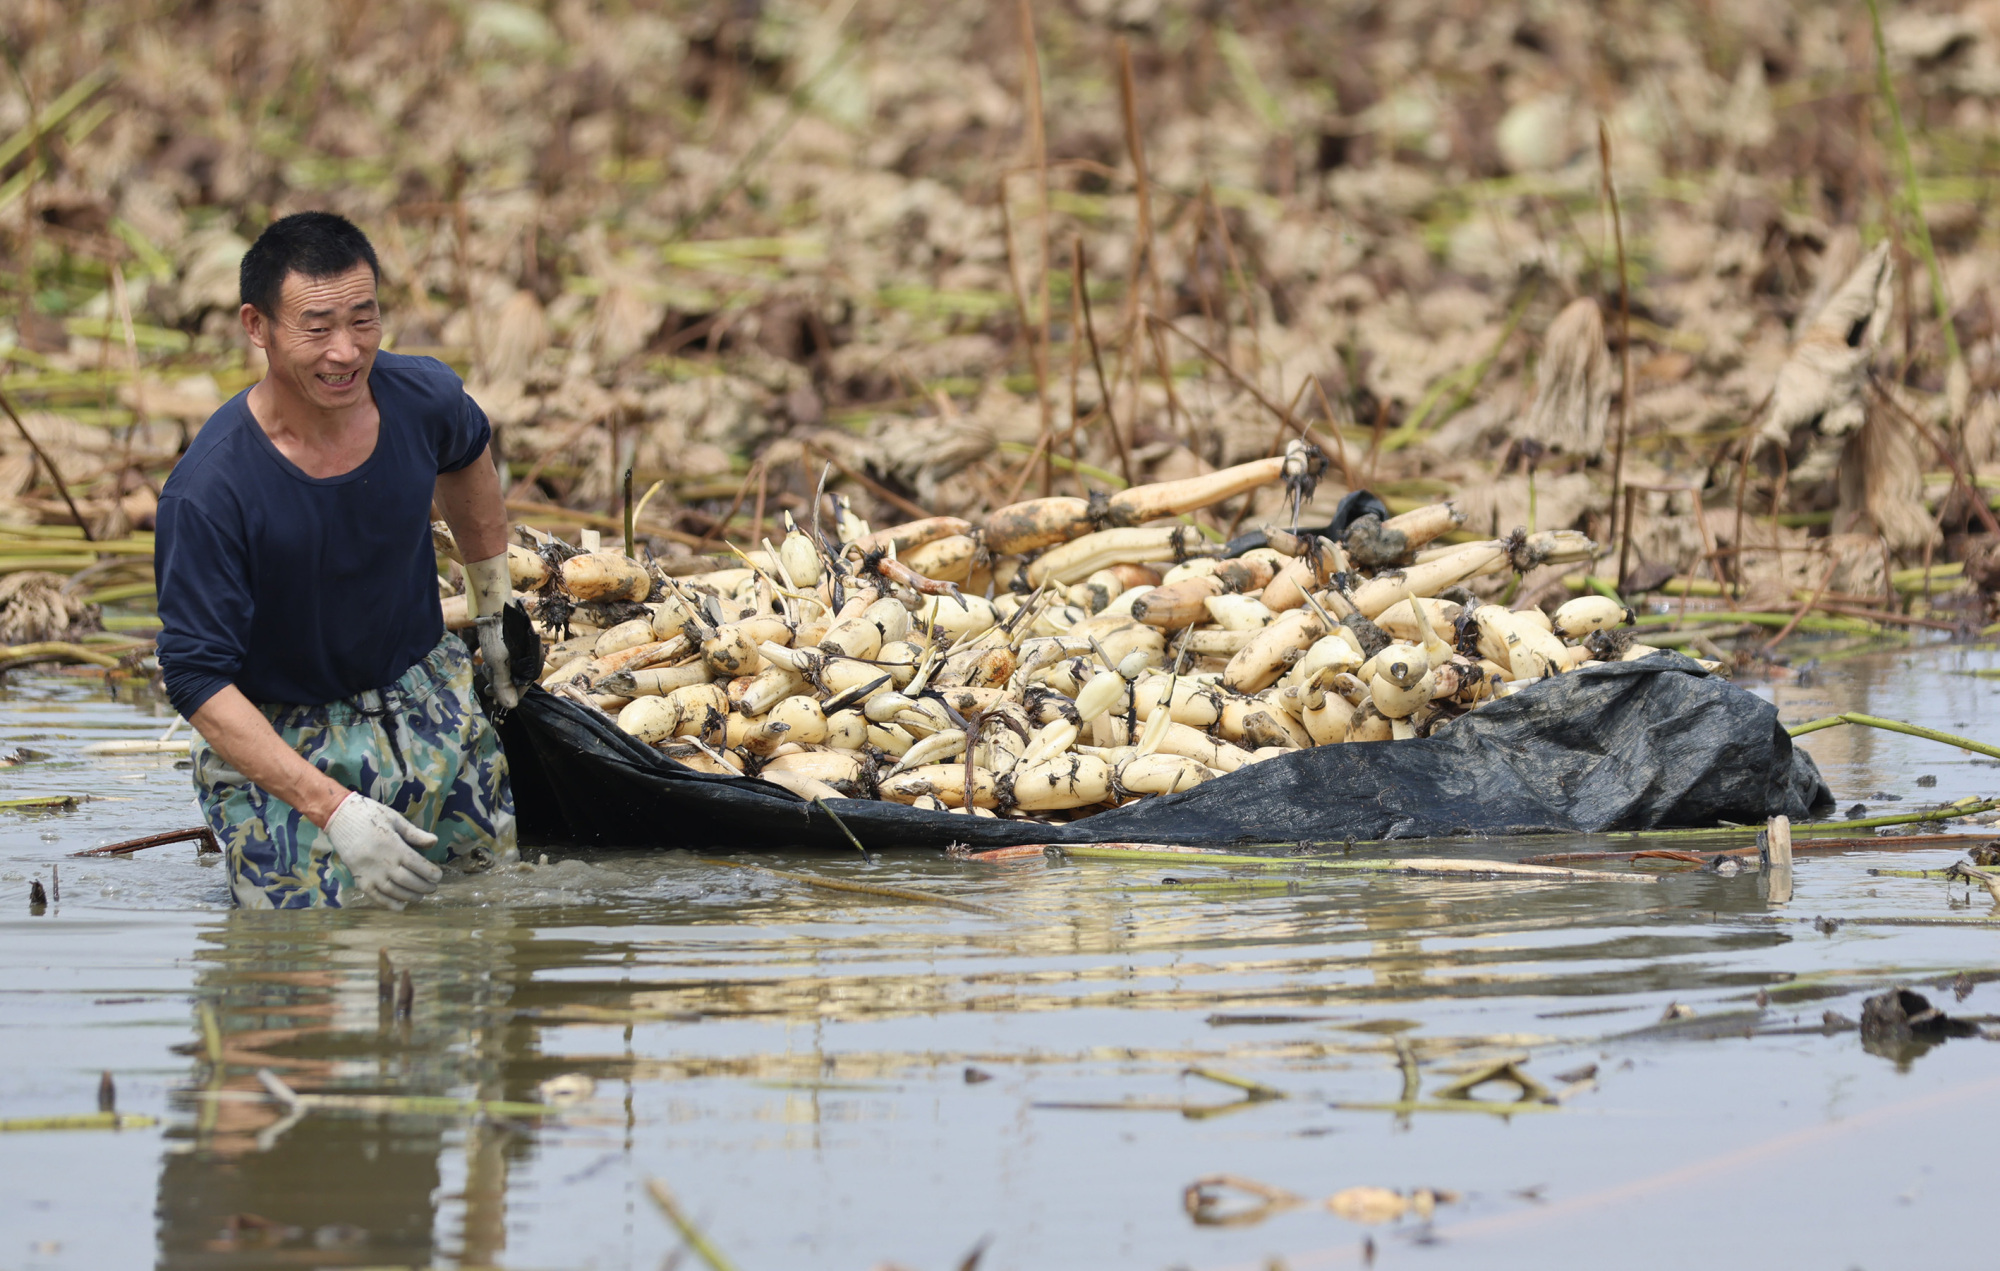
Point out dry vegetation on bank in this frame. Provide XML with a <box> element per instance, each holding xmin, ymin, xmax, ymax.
<box><xmin>4</xmin><ymin>0</ymin><xmax>2000</xmax><ymax>650</ymax></box>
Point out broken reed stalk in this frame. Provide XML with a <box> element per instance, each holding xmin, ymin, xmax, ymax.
<box><xmin>1946</xmin><ymin>858</ymin><xmax>2000</xmax><ymax>904</ymax></box>
<box><xmin>0</xmin><ymin>387</ymin><xmax>92</xmax><ymax>540</ymax></box>
<box><xmin>1074</xmin><ymin>237</ymin><xmax>1135</xmax><ymax>486</ymax></box>
<box><xmin>698</xmin><ymin>857</ymin><xmax>1002</xmax><ymax>916</ymax></box>
<box><xmin>1380</xmin><ymin>275</ymin><xmax>1539</xmax><ymax>452</ymax></box>
<box><xmin>998</xmin><ymin>187</ymin><xmax>1054</xmax><ymax>502</ymax></box>
<box><xmin>0</xmin><ymin>1112</ymin><xmax>158</xmax><ymax>1132</ymax></box>
<box><xmin>622</xmin><ymin>466</ymin><xmax>636</xmax><ymax>558</ymax></box>
<box><xmin>631</xmin><ymin>477</ymin><xmax>666</xmax><ymax>534</ymax></box>
<box><xmin>1867</xmin><ymin>375</ymin><xmax>2000</xmax><ymax>534</ymax></box>
<box><xmin>1866</xmin><ymin>0</ymin><xmax>1961</xmax><ymax>372</ymax></box>
<box><xmin>1786</xmin><ymin>711</ymin><xmax>2000</xmax><ymax>762</ymax></box>
<box><xmin>1599</xmin><ymin>121</ymin><xmax>1632</xmax><ymax>580</ymax></box>
<box><xmin>1765</xmin><ymin>813</ymin><xmax>1794</xmax><ymax>903</ymax></box>
<box><xmin>1205</xmin><ymin>183</ymin><xmax>1260</xmax><ymax>366</ymax></box>
<box><xmin>1576</xmin><ymin>798</ymin><xmax>2000</xmax><ymax>846</ymax></box>
<box><xmin>1016</xmin><ymin>0</ymin><xmax>1053</xmax><ymax>447</ymax></box>
<box><xmin>1328</xmin><ymin>1097</ymin><xmax>1559</xmax><ymax>1116</ymax></box>
<box><xmin>1150</xmin><ymin>315</ymin><xmax>1184</xmax><ymax>438</ymax></box>
<box><xmin>801</xmin><ymin>442</ymin><xmax>936</xmax><ymax>522</ymax></box>
<box><xmin>514</xmin><ymin>411</ymin><xmax>608</xmax><ymax>500</ymax></box>
<box><xmin>253</xmin><ymin>1069</ymin><xmax>552</xmax><ymax>1119</ymax></box>
<box><xmin>691</xmin><ymin>458</ymin><xmax>763</xmax><ymax>555</ymax></box>
<box><xmin>668</xmin><ymin>33</ymin><xmax>860</xmax><ymax>243</ymax></box>
<box><xmin>1065</xmin><ymin>242</ymin><xmax>1087</xmax><ymax>493</ymax></box>
<box><xmin>70</xmin><ymin>825</ymin><xmax>218</xmax><ymax>857</ymax></box>
<box><xmin>1522</xmin><ymin>832</ymin><xmax>1976</xmax><ymax>865</ymax></box>
<box><xmin>0</xmin><ymin>66</ymin><xmax>111</xmax><ymax>174</ymax></box>
<box><xmin>1050</xmin><ymin>844</ymin><xmax>1653</xmax><ymax>884</ymax></box>
<box><xmin>1228</xmin><ymin>378</ymin><xmax>1315</xmax><ymax>538</ymax></box>
<box><xmin>109</xmin><ymin>260</ymin><xmax>144</xmax><ymax>490</ymax></box>
<box><xmin>1616</xmin><ymin>486</ymin><xmax>1637</xmax><ymax>592</ymax></box>
<box><xmin>451</xmin><ymin>199</ymin><xmax>485</xmax><ymax>386</ymax></box>
<box><xmin>646</xmin><ymin>1178</ymin><xmax>742</xmax><ymax>1271</ymax></box>
<box><xmin>1780</xmin><ymin>600</ymin><xmax>1952</xmax><ymax>630</ymax></box>
<box><xmin>1730</xmin><ymin>431</ymin><xmax>1756</xmax><ymax>589</ymax></box>
<box><xmin>811</xmin><ymin>796</ymin><xmax>867</xmax><ymax>855</ymax></box>
<box><xmin>1185</xmin><ymin>1066</ymin><xmax>1286</xmax><ymax>1101</ymax></box>
<box><xmin>1001</xmin><ymin>408</ymin><xmax>1058</xmax><ymax>505</ymax></box>
<box><xmin>1763</xmin><ymin>556</ymin><xmax>1837</xmax><ymax>651</ymax></box>
<box><xmin>1833</xmin><ymin>915</ymin><xmax>2000</xmax><ymax>927</ymax></box>
<box><xmin>1148</xmin><ymin>313</ymin><xmax>1337</xmax><ymax>464</ymax></box>
<box><xmin>1310</xmin><ymin>377</ymin><xmax>1359</xmax><ymax>489</ymax></box>
<box><xmin>1116</xmin><ymin>36</ymin><xmax>1157</xmax><ymax>311</ymax></box>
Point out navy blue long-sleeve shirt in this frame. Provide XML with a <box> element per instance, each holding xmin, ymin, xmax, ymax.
<box><xmin>155</xmin><ymin>352</ymin><xmax>491</xmax><ymax>718</ymax></box>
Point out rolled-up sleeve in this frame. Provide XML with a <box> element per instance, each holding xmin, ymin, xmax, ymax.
<box><xmin>154</xmin><ymin>493</ymin><xmax>251</xmax><ymax>719</ymax></box>
<box><xmin>437</xmin><ymin>380</ymin><xmax>493</xmax><ymax>474</ymax></box>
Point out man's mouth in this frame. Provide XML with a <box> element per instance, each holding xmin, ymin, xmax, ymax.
<box><xmin>317</xmin><ymin>371</ymin><xmax>359</xmax><ymax>389</ymax></box>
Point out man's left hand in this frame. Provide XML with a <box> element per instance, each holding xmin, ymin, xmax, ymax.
<box><xmin>464</xmin><ymin>553</ymin><xmax>520</xmax><ymax>710</ymax></box>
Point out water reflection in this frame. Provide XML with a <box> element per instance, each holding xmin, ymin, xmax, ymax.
<box><xmin>146</xmin><ymin>856</ymin><xmax>1825</xmax><ymax>1267</ymax></box>
<box><xmin>159</xmin><ymin>910</ymin><xmax>530</xmax><ymax>1268</ymax></box>
<box><xmin>6</xmin><ymin>639</ymin><xmax>1998</xmax><ymax>1270</ymax></box>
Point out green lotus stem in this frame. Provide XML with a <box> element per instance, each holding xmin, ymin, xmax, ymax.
<box><xmin>1867</xmin><ymin>0</ymin><xmax>1961</xmax><ymax>369</ymax></box>
<box><xmin>198</xmin><ymin>1002</ymin><xmax>224</xmax><ymax>1065</ymax></box>
<box><xmin>1383</xmin><ymin>278</ymin><xmax>1539</xmax><ymax>451</ymax></box>
<box><xmin>646</xmin><ymin>1178</ymin><xmax>742</xmax><ymax>1271</ymax></box>
<box><xmin>0</xmin><ymin>1112</ymin><xmax>157</xmax><ymax>1132</ymax></box>
<box><xmin>1786</xmin><ymin>712</ymin><xmax>2000</xmax><ymax>762</ymax></box>
<box><xmin>812</xmin><ymin>798</ymin><xmax>868</xmax><ymax>855</ymax></box>
<box><xmin>1185</xmin><ymin>1067</ymin><xmax>1287</xmax><ymax>1101</ymax></box>
<box><xmin>1139</xmin><ymin>876</ymin><xmax>1307</xmax><ymax>891</ymax></box>
<box><xmin>0</xmin><ymin>794</ymin><xmax>79</xmax><ymax>811</ymax></box>
<box><xmin>1797</xmin><ymin>800</ymin><xmax>1997</xmax><ymax>833</ymax></box>
<box><xmin>1636</xmin><ymin>611</ymin><xmax>1880</xmax><ymax>634</ymax></box>
<box><xmin>1827</xmin><ymin>916</ymin><xmax>2000</xmax><ymax>927</ymax></box>
<box><xmin>1586</xmin><ymin>797</ymin><xmax>1999</xmax><ymax>842</ymax></box>
<box><xmin>1327</xmin><ymin>1099</ymin><xmax>1558</xmax><ymax>1115</ymax></box>
<box><xmin>1054</xmin><ymin>845</ymin><xmax>1368</xmax><ymax>870</ymax></box>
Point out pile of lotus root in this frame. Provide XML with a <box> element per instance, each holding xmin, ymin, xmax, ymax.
<box><xmin>455</xmin><ymin>441</ymin><xmax>1691</xmax><ymax>818</ymax></box>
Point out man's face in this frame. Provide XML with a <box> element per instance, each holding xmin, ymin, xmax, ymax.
<box><xmin>242</xmin><ymin>262</ymin><xmax>382</xmax><ymax>415</ymax></box>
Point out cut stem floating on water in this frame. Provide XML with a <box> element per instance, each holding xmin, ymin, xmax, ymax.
<box><xmin>1786</xmin><ymin>712</ymin><xmax>2000</xmax><ymax>763</ymax></box>
<box><xmin>645</xmin><ymin>1178</ymin><xmax>742</xmax><ymax>1271</ymax></box>
<box><xmin>698</xmin><ymin>857</ymin><xmax>1003</xmax><ymax>917</ymax></box>
<box><xmin>249</xmin><ymin>1069</ymin><xmax>555</xmax><ymax>1121</ymax></box>
<box><xmin>1048</xmin><ymin>843</ymin><xmax>1657</xmax><ymax>884</ymax></box>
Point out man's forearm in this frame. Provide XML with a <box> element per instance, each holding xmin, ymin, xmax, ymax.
<box><xmin>190</xmin><ymin>686</ymin><xmax>351</xmax><ymax>828</ymax></box>
<box><xmin>436</xmin><ymin>443</ymin><xmax>510</xmax><ymax>564</ymax></box>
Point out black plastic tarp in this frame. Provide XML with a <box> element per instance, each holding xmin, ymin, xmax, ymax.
<box><xmin>494</xmin><ymin>651</ymin><xmax>1832</xmax><ymax>851</ymax></box>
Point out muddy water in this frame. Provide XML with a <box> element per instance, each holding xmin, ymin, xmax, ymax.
<box><xmin>4</xmin><ymin>646</ymin><xmax>1999</xmax><ymax>1271</ymax></box>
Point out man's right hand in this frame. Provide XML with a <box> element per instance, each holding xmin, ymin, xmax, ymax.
<box><xmin>324</xmin><ymin>793</ymin><xmax>443</xmax><ymax>909</ymax></box>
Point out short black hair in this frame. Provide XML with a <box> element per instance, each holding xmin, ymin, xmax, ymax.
<box><xmin>239</xmin><ymin>212</ymin><xmax>382</xmax><ymax>317</ymax></box>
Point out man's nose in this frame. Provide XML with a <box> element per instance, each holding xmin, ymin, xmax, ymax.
<box><xmin>327</xmin><ymin>325</ymin><xmax>360</xmax><ymax>364</ymax></box>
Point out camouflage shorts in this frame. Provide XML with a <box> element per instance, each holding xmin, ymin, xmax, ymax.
<box><xmin>192</xmin><ymin>634</ymin><xmax>516</xmax><ymax>909</ymax></box>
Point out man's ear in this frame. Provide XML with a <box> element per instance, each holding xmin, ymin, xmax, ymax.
<box><xmin>239</xmin><ymin>303</ymin><xmax>270</xmax><ymax>350</ymax></box>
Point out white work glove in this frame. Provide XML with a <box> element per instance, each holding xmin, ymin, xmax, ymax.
<box><xmin>324</xmin><ymin>793</ymin><xmax>444</xmax><ymax>910</ymax></box>
<box><xmin>464</xmin><ymin>552</ymin><xmax>520</xmax><ymax>710</ymax></box>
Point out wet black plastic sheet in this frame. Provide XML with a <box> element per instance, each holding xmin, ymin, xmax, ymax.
<box><xmin>495</xmin><ymin>652</ymin><xmax>1832</xmax><ymax>852</ymax></box>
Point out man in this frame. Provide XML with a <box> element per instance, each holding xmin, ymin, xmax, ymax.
<box><xmin>155</xmin><ymin>212</ymin><xmax>523</xmax><ymax>910</ymax></box>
